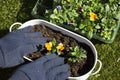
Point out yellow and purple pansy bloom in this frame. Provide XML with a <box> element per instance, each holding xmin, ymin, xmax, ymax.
<box><xmin>45</xmin><ymin>42</ymin><xmax>52</xmax><ymax>51</ymax></box>
<box><xmin>90</xmin><ymin>12</ymin><xmax>98</xmax><ymax>21</ymax></box>
<box><xmin>57</xmin><ymin>43</ymin><xmax>64</xmax><ymax>51</ymax></box>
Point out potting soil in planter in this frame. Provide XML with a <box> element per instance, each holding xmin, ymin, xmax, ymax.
<box><xmin>26</xmin><ymin>24</ymin><xmax>95</xmax><ymax>77</ymax></box>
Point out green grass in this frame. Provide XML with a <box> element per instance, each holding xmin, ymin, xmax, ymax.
<box><xmin>0</xmin><ymin>0</ymin><xmax>120</xmax><ymax>80</ymax></box>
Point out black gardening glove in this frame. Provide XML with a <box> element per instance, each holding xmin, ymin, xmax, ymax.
<box><xmin>0</xmin><ymin>26</ymin><xmax>47</xmax><ymax>68</ymax></box>
<box><xmin>9</xmin><ymin>54</ymin><xmax>70</xmax><ymax>80</ymax></box>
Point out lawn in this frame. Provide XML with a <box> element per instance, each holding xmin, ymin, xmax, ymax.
<box><xmin>0</xmin><ymin>0</ymin><xmax>120</xmax><ymax>80</ymax></box>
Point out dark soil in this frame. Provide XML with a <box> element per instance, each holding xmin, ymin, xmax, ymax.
<box><xmin>26</xmin><ymin>24</ymin><xmax>95</xmax><ymax>77</ymax></box>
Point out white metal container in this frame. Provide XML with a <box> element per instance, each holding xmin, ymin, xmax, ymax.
<box><xmin>10</xmin><ymin>19</ymin><xmax>102</xmax><ymax>80</ymax></box>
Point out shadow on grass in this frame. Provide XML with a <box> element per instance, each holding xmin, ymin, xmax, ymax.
<box><xmin>0</xmin><ymin>30</ymin><xmax>9</xmax><ymax>38</ymax></box>
<box><xmin>91</xmin><ymin>38</ymin><xmax>105</xmax><ymax>45</ymax></box>
<box><xmin>16</xmin><ymin>0</ymin><xmax>37</xmax><ymax>23</ymax></box>
<box><xmin>0</xmin><ymin>68</ymin><xmax>16</xmax><ymax>80</ymax></box>
<box><xmin>0</xmin><ymin>63</ymin><xmax>26</xmax><ymax>80</ymax></box>
<box><xmin>0</xmin><ymin>59</ymin><xmax>30</xmax><ymax>80</ymax></box>
<box><xmin>0</xmin><ymin>30</ymin><xmax>31</xmax><ymax>80</ymax></box>
<box><xmin>0</xmin><ymin>30</ymin><xmax>13</xmax><ymax>80</ymax></box>
<box><xmin>0</xmin><ymin>0</ymin><xmax>37</xmax><ymax>75</ymax></box>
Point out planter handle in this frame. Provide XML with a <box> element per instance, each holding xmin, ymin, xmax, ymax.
<box><xmin>9</xmin><ymin>22</ymin><xmax>22</xmax><ymax>32</ymax></box>
<box><xmin>91</xmin><ymin>59</ymin><xmax>102</xmax><ymax>75</ymax></box>
<box><xmin>10</xmin><ymin>22</ymin><xmax>34</xmax><ymax>62</ymax></box>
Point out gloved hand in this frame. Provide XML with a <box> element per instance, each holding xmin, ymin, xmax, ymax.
<box><xmin>0</xmin><ymin>26</ymin><xmax>47</xmax><ymax>68</ymax></box>
<box><xmin>9</xmin><ymin>54</ymin><xmax>70</xmax><ymax>80</ymax></box>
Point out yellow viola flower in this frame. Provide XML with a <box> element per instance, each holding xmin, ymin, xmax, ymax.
<box><xmin>45</xmin><ymin>42</ymin><xmax>52</xmax><ymax>51</ymax></box>
<box><xmin>90</xmin><ymin>12</ymin><xmax>98</xmax><ymax>21</ymax></box>
<box><xmin>57</xmin><ymin>43</ymin><xmax>64</xmax><ymax>51</ymax></box>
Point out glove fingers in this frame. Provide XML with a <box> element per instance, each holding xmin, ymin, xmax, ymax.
<box><xmin>20</xmin><ymin>37</ymin><xmax>47</xmax><ymax>45</ymax></box>
<box><xmin>18</xmin><ymin>43</ymin><xmax>41</xmax><ymax>56</ymax></box>
<box><xmin>11</xmin><ymin>32</ymin><xmax>42</xmax><ymax>38</ymax></box>
<box><xmin>13</xmin><ymin>26</ymin><xmax>33</xmax><ymax>33</ymax></box>
<box><xmin>44</xmin><ymin>57</ymin><xmax>64</xmax><ymax>71</ymax></box>
<box><xmin>47</xmin><ymin>64</ymin><xmax>70</xmax><ymax>80</ymax></box>
<box><xmin>28</xmin><ymin>37</ymin><xmax>47</xmax><ymax>44</ymax></box>
<box><xmin>22</xmin><ymin>32</ymin><xmax>42</xmax><ymax>38</ymax></box>
<box><xmin>35</xmin><ymin>54</ymin><xmax>58</xmax><ymax>63</ymax></box>
<box><xmin>55</xmin><ymin>72</ymin><xmax>71</xmax><ymax>80</ymax></box>
<box><xmin>4</xmin><ymin>43</ymin><xmax>40</xmax><ymax>67</ymax></box>
<box><xmin>24</xmin><ymin>38</ymin><xmax>47</xmax><ymax>51</ymax></box>
<box><xmin>0</xmin><ymin>37</ymin><xmax>47</xmax><ymax>52</ymax></box>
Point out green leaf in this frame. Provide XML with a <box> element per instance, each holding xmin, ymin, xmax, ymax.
<box><xmin>71</xmin><ymin>52</ymin><xmax>77</xmax><ymax>56</ymax></box>
<box><xmin>81</xmin><ymin>30</ymin><xmax>86</xmax><ymax>34</ymax></box>
<box><xmin>74</xmin><ymin>46</ymin><xmax>79</xmax><ymax>52</ymax></box>
<box><xmin>52</xmin><ymin>38</ymin><xmax>56</xmax><ymax>46</ymax></box>
<box><xmin>115</xmin><ymin>13</ymin><xmax>120</xmax><ymax>20</ymax></box>
<box><xmin>88</xmin><ymin>32</ymin><xmax>93</xmax><ymax>38</ymax></box>
<box><xmin>50</xmin><ymin>14</ymin><xmax>58</xmax><ymax>19</ymax></box>
<box><xmin>57</xmin><ymin>50</ymin><xmax>61</xmax><ymax>55</ymax></box>
<box><xmin>51</xmin><ymin>47</ymin><xmax>57</xmax><ymax>53</ymax></box>
<box><xmin>53</xmin><ymin>9</ymin><xmax>58</xmax><ymax>14</ymax></box>
<box><xmin>70</xmin><ymin>47</ymin><xmax>73</xmax><ymax>50</ymax></box>
<box><xmin>105</xmin><ymin>4</ymin><xmax>110</xmax><ymax>12</ymax></box>
<box><xmin>101</xmin><ymin>17</ymin><xmax>107</xmax><ymax>23</ymax></box>
<box><xmin>79</xmin><ymin>24</ymin><xmax>85</xmax><ymax>29</ymax></box>
<box><xmin>81</xmin><ymin>53</ymin><xmax>87</xmax><ymax>58</ymax></box>
<box><xmin>95</xmin><ymin>24</ymin><xmax>101</xmax><ymax>29</ymax></box>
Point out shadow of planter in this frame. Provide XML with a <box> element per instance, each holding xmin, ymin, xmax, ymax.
<box><xmin>0</xmin><ymin>30</ymin><xmax>9</xmax><ymax>38</ymax></box>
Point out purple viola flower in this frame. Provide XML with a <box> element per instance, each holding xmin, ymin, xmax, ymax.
<box><xmin>57</xmin><ymin>5</ymin><xmax>62</xmax><ymax>10</ymax></box>
<box><xmin>78</xmin><ymin>7</ymin><xmax>83</xmax><ymax>12</ymax></box>
<box><xmin>67</xmin><ymin>20</ymin><xmax>74</xmax><ymax>25</ymax></box>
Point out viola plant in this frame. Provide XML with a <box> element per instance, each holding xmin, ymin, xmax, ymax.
<box><xmin>68</xmin><ymin>46</ymin><xmax>87</xmax><ymax>63</ymax></box>
<box><xmin>45</xmin><ymin>38</ymin><xmax>65</xmax><ymax>55</ymax></box>
<box><xmin>45</xmin><ymin>38</ymin><xmax>87</xmax><ymax>63</ymax></box>
<box><xmin>34</xmin><ymin>0</ymin><xmax>120</xmax><ymax>43</ymax></box>
<box><xmin>56</xmin><ymin>43</ymin><xmax>65</xmax><ymax>55</ymax></box>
